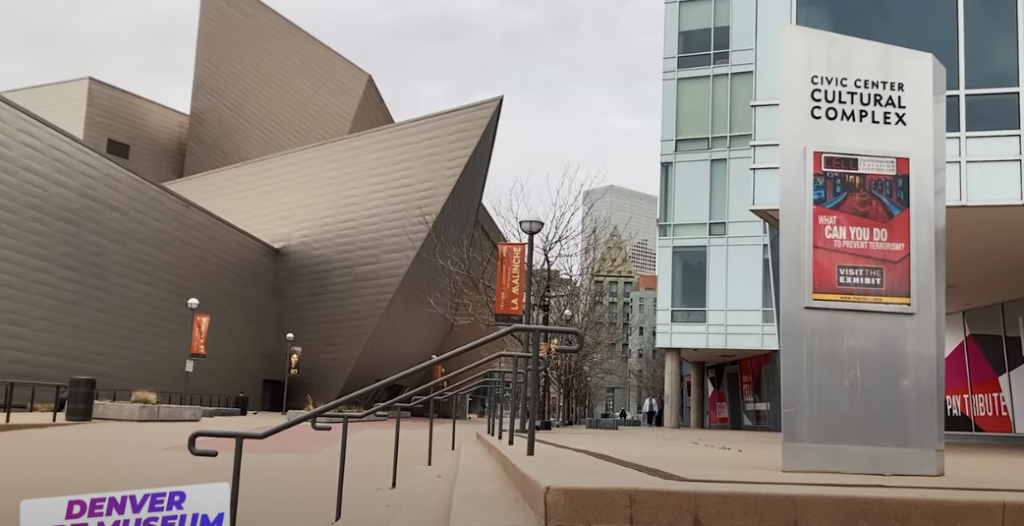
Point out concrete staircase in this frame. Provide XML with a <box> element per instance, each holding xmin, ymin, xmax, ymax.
<box><xmin>450</xmin><ymin>437</ymin><xmax>539</xmax><ymax>526</ymax></box>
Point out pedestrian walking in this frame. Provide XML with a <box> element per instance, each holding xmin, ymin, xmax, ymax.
<box><xmin>642</xmin><ymin>395</ymin><xmax>658</xmax><ymax>427</ymax></box>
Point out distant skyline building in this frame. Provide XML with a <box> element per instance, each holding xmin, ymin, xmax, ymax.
<box><xmin>583</xmin><ymin>185</ymin><xmax>658</xmax><ymax>275</ymax></box>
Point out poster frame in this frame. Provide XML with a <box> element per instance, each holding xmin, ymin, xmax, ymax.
<box><xmin>803</xmin><ymin>145</ymin><xmax>918</xmax><ymax>315</ymax></box>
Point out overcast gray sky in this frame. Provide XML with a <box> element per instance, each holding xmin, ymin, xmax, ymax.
<box><xmin>0</xmin><ymin>0</ymin><xmax>662</xmax><ymax>200</ymax></box>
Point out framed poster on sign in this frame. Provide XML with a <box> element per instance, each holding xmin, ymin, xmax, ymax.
<box><xmin>805</xmin><ymin>148</ymin><xmax>915</xmax><ymax>314</ymax></box>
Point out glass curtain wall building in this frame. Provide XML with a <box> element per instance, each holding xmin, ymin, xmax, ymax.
<box><xmin>662</xmin><ymin>0</ymin><xmax>1024</xmax><ymax>435</ymax></box>
<box><xmin>659</xmin><ymin>0</ymin><xmax>781</xmax><ymax>431</ymax></box>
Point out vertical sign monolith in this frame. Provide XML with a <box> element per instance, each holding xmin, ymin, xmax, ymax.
<box><xmin>779</xmin><ymin>25</ymin><xmax>946</xmax><ymax>476</ymax></box>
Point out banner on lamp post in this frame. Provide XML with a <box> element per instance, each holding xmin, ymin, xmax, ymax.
<box><xmin>189</xmin><ymin>313</ymin><xmax>211</xmax><ymax>360</ymax></box>
<box><xmin>288</xmin><ymin>345</ymin><xmax>302</xmax><ymax>376</ymax></box>
<box><xmin>494</xmin><ymin>242</ymin><xmax>526</xmax><ymax>325</ymax></box>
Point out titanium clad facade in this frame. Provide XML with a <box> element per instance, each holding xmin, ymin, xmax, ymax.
<box><xmin>82</xmin><ymin>79</ymin><xmax>189</xmax><ymax>185</ymax></box>
<box><xmin>2</xmin><ymin>79</ymin><xmax>89</xmax><ymax>139</ymax></box>
<box><xmin>0</xmin><ymin>96</ymin><xmax>280</xmax><ymax>397</ymax></box>
<box><xmin>168</xmin><ymin>99</ymin><xmax>502</xmax><ymax>404</ymax></box>
<box><xmin>183</xmin><ymin>0</ymin><xmax>394</xmax><ymax>176</ymax></box>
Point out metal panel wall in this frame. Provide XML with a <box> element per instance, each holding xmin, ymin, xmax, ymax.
<box><xmin>169</xmin><ymin>99</ymin><xmax>502</xmax><ymax>404</ymax></box>
<box><xmin>183</xmin><ymin>0</ymin><xmax>393</xmax><ymax>176</ymax></box>
<box><xmin>0</xmin><ymin>97</ymin><xmax>280</xmax><ymax>398</ymax></box>
<box><xmin>83</xmin><ymin>79</ymin><xmax>189</xmax><ymax>184</ymax></box>
<box><xmin>2</xmin><ymin>79</ymin><xmax>89</xmax><ymax>139</ymax></box>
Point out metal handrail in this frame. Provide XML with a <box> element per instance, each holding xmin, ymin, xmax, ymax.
<box><xmin>307</xmin><ymin>352</ymin><xmax>545</xmax><ymax>427</ymax></box>
<box><xmin>0</xmin><ymin>379</ymin><xmax>66</xmax><ymax>424</ymax></box>
<box><xmin>185</xmin><ymin>324</ymin><xmax>582</xmax><ymax>526</ymax></box>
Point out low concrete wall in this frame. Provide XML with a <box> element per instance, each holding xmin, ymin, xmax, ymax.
<box><xmin>582</xmin><ymin>418</ymin><xmax>620</xmax><ymax>430</ymax></box>
<box><xmin>476</xmin><ymin>431</ymin><xmax>1024</xmax><ymax>526</ymax></box>
<box><xmin>201</xmin><ymin>407</ymin><xmax>242</xmax><ymax>417</ymax></box>
<box><xmin>93</xmin><ymin>402</ymin><xmax>203</xmax><ymax>422</ymax></box>
<box><xmin>285</xmin><ymin>410</ymin><xmax>386</xmax><ymax>423</ymax></box>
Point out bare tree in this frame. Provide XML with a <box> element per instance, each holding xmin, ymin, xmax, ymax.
<box><xmin>412</xmin><ymin>164</ymin><xmax>636</xmax><ymax>421</ymax></box>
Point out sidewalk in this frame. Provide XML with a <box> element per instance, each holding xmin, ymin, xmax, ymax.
<box><xmin>0</xmin><ymin>413</ymin><xmax>472</xmax><ymax>526</ymax></box>
<box><xmin>475</xmin><ymin>426</ymin><xmax>1024</xmax><ymax>526</ymax></box>
<box><xmin>531</xmin><ymin>426</ymin><xmax>1024</xmax><ymax>491</ymax></box>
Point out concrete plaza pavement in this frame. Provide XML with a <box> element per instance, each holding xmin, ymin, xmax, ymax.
<box><xmin>0</xmin><ymin>413</ymin><xmax>534</xmax><ymax>526</ymax></box>
<box><xmin>478</xmin><ymin>424</ymin><xmax>1024</xmax><ymax>525</ymax></box>
<box><xmin>530</xmin><ymin>425</ymin><xmax>1024</xmax><ymax>490</ymax></box>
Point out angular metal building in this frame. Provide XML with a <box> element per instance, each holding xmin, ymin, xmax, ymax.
<box><xmin>0</xmin><ymin>0</ymin><xmax>503</xmax><ymax>409</ymax></box>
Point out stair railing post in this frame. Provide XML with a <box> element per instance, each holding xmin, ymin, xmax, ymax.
<box><xmin>334</xmin><ymin>416</ymin><xmax>349</xmax><ymax>522</ymax></box>
<box><xmin>229</xmin><ymin>437</ymin><xmax>244</xmax><ymax>526</ymax></box>
<box><xmin>508</xmin><ymin>357</ymin><xmax>518</xmax><ymax>445</ymax></box>
<box><xmin>391</xmin><ymin>409</ymin><xmax>402</xmax><ymax>489</ymax></box>
<box><xmin>497</xmin><ymin>371</ymin><xmax>505</xmax><ymax>441</ymax></box>
<box><xmin>428</xmin><ymin>385</ymin><xmax>435</xmax><ymax>467</ymax></box>
<box><xmin>451</xmin><ymin>395</ymin><xmax>458</xmax><ymax>451</ymax></box>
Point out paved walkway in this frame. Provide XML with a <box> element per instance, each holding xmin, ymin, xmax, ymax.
<box><xmin>478</xmin><ymin>427</ymin><xmax>1024</xmax><ymax>525</ymax></box>
<box><xmin>0</xmin><ymin>413</ymin><xmax>486</xmax><ymax>526</ymax></box>
<box><xmin>528</xmin><ymin>426</ymin><xmax>1024</xmax><ymax>491</ymax></box>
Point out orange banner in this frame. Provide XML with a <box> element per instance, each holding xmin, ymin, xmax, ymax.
<box><xmin>189</xmin><ymin>313</ymin><xmax>211</xmax><ymax>359</ymax></box>
<box><xmin>494</xmin><ymin>242</ymin><xmax>526</xmax><ymax>325</ymax></box>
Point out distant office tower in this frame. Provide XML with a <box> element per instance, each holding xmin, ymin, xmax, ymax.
<box><xmin>583</xmin><ymin>185</ymin><xmax>658</xmax><ymax>275</ymax></box>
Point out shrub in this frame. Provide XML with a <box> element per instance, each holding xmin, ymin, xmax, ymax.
<box><xmin>304</xmin><ymin>394</ymin><xmax>315</xmax><ymax>412</ymax></box>
<box><xmin>130</xmin><ymin>389</ymin><xmax>159</xmax><ymax>405</ymax></box>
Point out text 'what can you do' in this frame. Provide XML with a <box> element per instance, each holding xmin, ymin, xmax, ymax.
<box><xmin>809</xmin><ymin>76</ymin><xmax>907</xmax><ymax>127</ymax></box>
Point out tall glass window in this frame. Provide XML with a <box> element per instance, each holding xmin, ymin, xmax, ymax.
<box><xmin>678</xmin><ymin>0</ymin><xmax>731</xmax><ymax>69</ymax></box>
<box><xmin>728</xmin><ymin>72</ymin><xmax>753</xmax><ymax>135</ymax></box>
<box><xmin>946</xmin><ymin>96</ymin><xmax>960</xmax><ymax>133</ymax></box>
<box><xmin>659</xmin><ymin>163</ymin><xmax>673</xmax><ymax>224</ymax></box>
<box><xmin>676</xmin><ymin>76</ymin><xmax>711</xmax><ymax>139</ymax></box>
<box><xmin>709</xmin><ymin>159</ymin><xmax>728</xmax><ymax>221</ymax></box>
<box><xmin>966</xmin><ymin>94</ymin><xmax>1021</xmax><ymax>132</ymax></box>
<box><xmin>796</xmin><ymin>0</ymin><xmax>959</xmax><ymax>89</ymax></box>
<box><xmin>964</xmin><ymin>0</ymin><xmax>1019</xmax><ymax>89</ymax></box>
<box><xmin>675</xmin><ymin>73</ymin><xmax>753</xmax><ymax>151</ymax></box>
<box><xmin>671</xmin><ymin>246</ymin><xmax>708</xmax><ymax>316</ymax></box>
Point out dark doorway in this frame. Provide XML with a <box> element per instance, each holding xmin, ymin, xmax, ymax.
<box><xmin>725</xmin><ymin>370</ymin><xmax>743</xmax><ymax>430</ymax></box>
<box><xmin>261</xmin><ymin>379</ymin><xmax>284</xmax><ymax>412</ymax></box>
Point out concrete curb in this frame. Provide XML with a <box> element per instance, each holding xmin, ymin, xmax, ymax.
<box><xmin>476</xmin><ymin>431</ymin><xmax>547</xmax><ymax>523</ymax></box>
<box><xmin>477</xmin><ymin>431</ymin><xmax>1024</xmax><ymax>526</ymax></box>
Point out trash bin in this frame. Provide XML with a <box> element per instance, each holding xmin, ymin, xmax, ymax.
<box><xmin>235</xmin><ymin>394</ymin><xmax>249</xmax><ymax>416</ymax></box>
<box><xmin>65</xmin><ymin>377</ymin><xmax>96</xmax><ymax>422</ymax></box>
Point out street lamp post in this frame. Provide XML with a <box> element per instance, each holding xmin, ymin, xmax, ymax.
<box><xmin>184</xmin><ymin>298</ymin><xmax>200</xmax><ymax>400</ymax></box>
<box><xmin>539</xmin><ymin>291</ymin><xmax>550</xmax><ymax>424</ymax></box>
<box><xmin>519</xmin><ymin>214</ymin><xmax>544</xmax><ymax>456</ymax></box>
<box><xmin>281</xmin><ymin>332</ymin><xmax>295</xmax><ymax>414</ymax></box>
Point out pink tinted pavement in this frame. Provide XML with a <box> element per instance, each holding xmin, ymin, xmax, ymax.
<box><xmin>0</xmin><ymin>414</ymin><xmax>476</xmax><ymax>526</ymax></box>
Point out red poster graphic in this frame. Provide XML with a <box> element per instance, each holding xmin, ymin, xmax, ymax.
<box><xmin>811</xmin><ymin>151</ymin><xmax>911</xmax><ymax>306</ymax></box>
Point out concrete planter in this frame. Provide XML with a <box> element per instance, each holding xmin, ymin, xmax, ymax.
<box><xmin>582</xmin><ymin>418</ymin><xmax>620</xmax><ymax>430</ymax></box>
<box><xmin>93</xmin><ymin>402</ymin><xmax>203</xmax><ymax>422</ymax></box>
<box><xmin>285</xmin><ymin>410</ymin><xmax>386</xmax><ymax>423</ymax></box>
<box><xmin>201</xmin><ymin>407</ymin><xmax>242</xmax><ymax>418</ymax></box>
